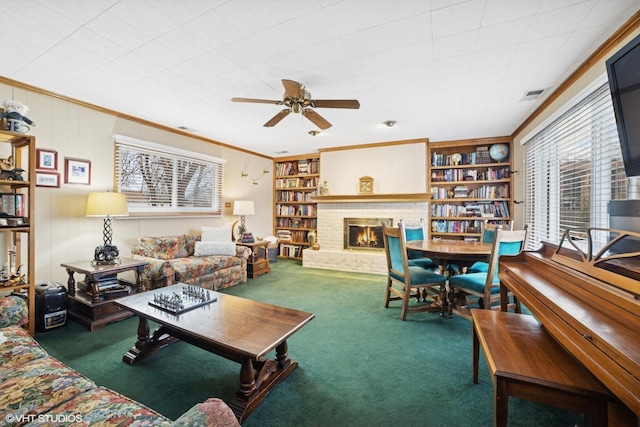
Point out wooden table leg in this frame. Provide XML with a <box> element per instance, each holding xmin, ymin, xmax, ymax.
<box><xmin>473</xmin><ymin>318</ymin><xmax>480</xmax><ymax>384</ymax></box>
<box><xmin>230</xmin><ymin>340</ymin><xmax>298</xmax><ymax>422</ymax></box>
<box><xmin>134</xmin><ymin>265</ymin><xmax>145</xmax><ymax>293</ymax></box>
<box><xmin>86</xmin><ymin>277</ymin><xmax>101</xmax><ymax>303</ymax></box>
<box><xmin>495</xmin><ymin>376</ymin><xmax>509</xmax><ymax>427</ymax></box>
<box><xmin>122</xmin><ymin>318</ymin><xmax>177</xmax><ymax>364</ymax></box>
<box><xmin>66</xmin><ymin>269</ymin><xmax>76</xmax><ymax>294</ymax></box>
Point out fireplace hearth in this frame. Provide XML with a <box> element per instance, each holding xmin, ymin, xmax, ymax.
<box><xmin>344</xmin><ymin>218</ymin><xmax>393</xmax><ymax>250</ymax></box>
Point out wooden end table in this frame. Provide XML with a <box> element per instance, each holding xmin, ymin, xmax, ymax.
<box><xmin>236</xmin><ymin>240</ymin><xmax>271</xmax><ymax>278</ymax></box>
<box><xmin>61</xmin><ymin>258</ymin><xmax>149</xmax><ymax>331</ymax></box>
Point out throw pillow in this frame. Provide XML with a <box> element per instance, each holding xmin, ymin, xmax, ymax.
<box><xmin>194</xmin><ymin>241</ymin><xmax>237</xmax><ymax>257</ymax></box>
<box><xmin>201</xmin><ymin>226</ymin><xmax>231</xmax><ymax>242</ymax></box>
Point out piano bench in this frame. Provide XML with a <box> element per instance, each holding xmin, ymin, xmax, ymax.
<box><xmin>472</xmin><ymin>309</ymin><xmax>611</xmax><ymax>427</ymax></box>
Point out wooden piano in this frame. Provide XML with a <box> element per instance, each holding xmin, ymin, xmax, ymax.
<box><xmin>498</xmin><ymin>228</ymin><xmax>640</xmax><ymax>425</ymax></box>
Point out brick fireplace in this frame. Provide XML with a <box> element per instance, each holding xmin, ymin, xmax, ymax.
<box><xmin>302</xmin><ymin>196</ymin><xmax>429</xmax><ymax>275</ymax></box>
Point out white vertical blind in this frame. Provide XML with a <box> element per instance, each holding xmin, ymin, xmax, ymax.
<box><xmin>113</xmin><ymin>135</ymin><xmax>225</xmax><ymax>216</ymax></box>
<box><xmin>524</xmin><ymin>84</ymin><xmax>627</xmax><ymax>248</ymax></box>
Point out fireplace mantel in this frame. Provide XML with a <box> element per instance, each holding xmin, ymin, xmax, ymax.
<box><xmin>313</xmin><ymin>193</ymin><xmax>429</xmax><ymax>203</ymax></box>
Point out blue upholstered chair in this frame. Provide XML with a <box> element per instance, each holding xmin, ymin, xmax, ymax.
<box><xmin>466</xmin><ymin>220</ymin><xmax>514</xmax><ymax>273</ymax></box>
<box><xmin>399</xmin><ymin>219</ymin><xmax>438</xmax><ymax>270</ymax></box>
<box><xmin>382</xmin><ymin>224</ymin><xmax>447</xmax><ymax>320</ymax></box>
<box><xmin>449</xmin><ymin>226</ymin><xmax>528</xmax><ymax>316</ymax></box>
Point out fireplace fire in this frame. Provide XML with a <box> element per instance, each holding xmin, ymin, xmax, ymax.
<box><xmin>344</xmin><ymin>218</ymin><xmax>393</xmax><ymax>250</ymax></box>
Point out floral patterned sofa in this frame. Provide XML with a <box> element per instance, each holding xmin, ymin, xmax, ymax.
<box><xmin>130</xmin><ymin>232</ymin><xmax>251</xmax><ymax>291</ymax></box>
<box><xmin>0</xmin><ymin>295</ymin><xmax>240</xmax><ymax>426</ymax></box>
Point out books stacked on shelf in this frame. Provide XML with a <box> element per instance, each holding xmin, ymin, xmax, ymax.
<box><xmin>275</xmin><ymin>158</ymin><xmax>319</xmax><ymax>176</ymax></box>
<box><xmin>96</xmin><ymin>275</ymin><xmax>120</xmax><ymax>291</ymax></box>
<box><xmin>275</xmin><ymin>176</ymin><xmax>318</xmax><ymax>189</ymax></box>
<box><xmin>276</xmin><ymin>230</ymin><xmax>292</xmax><ymax>241</ymax></box>
<box><xmin>298</xmin><ymin>160</ymin><xmax>310</xmax><ymax>174</ymax></box>
<box><xmin>279</xmin><ymin>244</ymin><xmax>302</xmax><ymax>258</ymax></box>
<box><xmin>467</xmin><ymin>184</ymin><xmax>510</xmax><ymax>199</ymax></box>
<box><xmin>276</xmin><ymin>218</ymin><xmax>317</xmax><ymax>228</ymax></box>
<box><xmin>433</xmin><ymin>219</ymin><xmax>483</xmax><ymax>234</ymax></box>
<box><xmin>0</xmin><ymin>193</ymin><xmax>25</xmax><ymax>216</ymax></box>
<box><xmin>276</xmin><ymin>191</ymin><xmax>316</xmax><ymax>202</ymax></box>
<box><xmin>275</xmin><ymin>204</ymin><xmax>315</xmax><ymax>216</ymax></box>
<box><xmin>477</xmin><ymin>201</ymin><xmax>510</xmax><ymax>218</ymax></box>
<box><xmin>476</xmin><ymin>146</ymin><xmax>491</xmax><ymax>164</ymax></box>
<box><xmin>432</xmin><ymin>148</ymin><xmax>505</xmax><ymax>167</ymax></box>
<box><xmin>454</xmin><ymin>186</ymin><xmax>468</xmax><ymax>198</ymax></box>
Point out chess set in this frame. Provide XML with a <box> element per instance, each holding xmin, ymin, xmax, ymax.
<box><xmin>148</xmin><ymin>285</ymin><xmax>217</xmax><ymax>314</ymax></box>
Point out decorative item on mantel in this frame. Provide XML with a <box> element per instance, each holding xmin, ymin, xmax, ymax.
<box><xmin>359</xmin><ymin>176</ymin><xmax>374</xmax><ymax>194</ymax></box>
<box><xmin>319</xmin><ymin>181</ymin><xmax>329</xmax><ymax>196</ymax></box>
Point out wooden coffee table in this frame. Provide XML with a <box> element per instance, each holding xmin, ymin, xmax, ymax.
<box><xmin>114</xmin><ymin>284</ymin><xmax>315</xmax><ymax>422</ymax></box>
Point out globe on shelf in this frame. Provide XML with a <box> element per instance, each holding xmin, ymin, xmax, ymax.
<box><xmin>489</xmin><ymin>144</ymin><xmax>509</xmax><ymax>162</ymax></box>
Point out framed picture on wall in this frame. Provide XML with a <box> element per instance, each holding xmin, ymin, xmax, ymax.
<box><xmin>64</xmin><ymin>157</ymin><xmax>91</xmax><ymax>185</ymax></box>
<box><xmin>36</xmin><ymin>149</ymin><xmax>58</xmax><ymax>170</ymax></box>
<box><xmin>36</xmin><ymin>171</ymin><xmax>60</xmax><ymax>188</ymax></box>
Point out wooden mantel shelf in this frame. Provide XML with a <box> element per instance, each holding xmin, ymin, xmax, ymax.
<box><xmin>313</xmin><ymin>193</ymin><xmax>430</xmax><ymax>203</ymax></box>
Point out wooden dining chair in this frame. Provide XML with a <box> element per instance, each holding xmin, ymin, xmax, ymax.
<box><xmin>382</xmin><ymin>224</ymin><xmax>447</xmax><ymax>320</ymax></box>
<box><xmin>399</xmin><ymin>219</ymin><xmax>438</xmax><ymax>270</ymax></box>
<box><xmin>449</xmin><ymin>226</ymin><xmax>528</xmax><ymax>318</ymax></box>
<box><xmin>466</xmin><ymin>219</ymin><xmax>514</xmax><ymax>273</ymax></box>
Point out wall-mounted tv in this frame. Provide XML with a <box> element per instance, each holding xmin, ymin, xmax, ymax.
<box><xmin>606</xmin><ymin>32</ymin><xmax>640</xmax><ymax>177</ymax></box>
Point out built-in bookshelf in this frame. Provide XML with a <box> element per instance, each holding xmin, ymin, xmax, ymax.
<box><xmin>428</xmin><ymin>138</ymin><xmax>513</xmax><ymax>240</ymax></box>
<box><xmin>273</xmin><ymin>154</ymin><xmax>319</xmax><ymax>259</ymax></box>
<box><xmin>0</xmin><ymin>130</ymin><xmax>36</xmax><ymax>335</ymax></box>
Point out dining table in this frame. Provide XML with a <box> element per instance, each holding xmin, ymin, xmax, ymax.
<box><xmin>404</xmin><ymin>239</ymin><xmax>493</xmax><ymax>317</ymax></box>
<box><xmin>404</xmin><ymin>239</ymin><xmax>492</xmax><ymax>272</ymax></box>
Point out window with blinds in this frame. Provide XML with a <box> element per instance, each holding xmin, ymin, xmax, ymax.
<box><xmin>524</xmin><ymin>83</ymin><xmax>627</xmax><ymax>249</ymax></box>
<box><xmin>114</xmin><ymin>135</ymin><xmax>225</xmax><ymax>216</ymax></box>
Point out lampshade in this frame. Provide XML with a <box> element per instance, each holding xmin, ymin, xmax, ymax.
<box><xmin>233</xmin><ymin>200</ymin><xmax>255</xmax><ymax>216</ymax></box>
<box><xmin>86</xmin><ymin>192</ymin><xmax>129</xmax><ymax>217</ymax></box>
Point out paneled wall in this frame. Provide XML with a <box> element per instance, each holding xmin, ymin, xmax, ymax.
<box><xmin>0</xmin><ymin>82</ymin><xmax>272</xmax><ymax>285</ymax></box>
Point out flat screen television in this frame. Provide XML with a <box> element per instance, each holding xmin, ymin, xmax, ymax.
<box><xmin>606</xmin><ymin>32</ymin><xmax>640</xmax><ymax>177</ymax></box>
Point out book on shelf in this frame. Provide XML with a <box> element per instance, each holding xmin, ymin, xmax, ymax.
<box><xmin>277</xmin><ymin>230</ymin><xmax>292</xmax><ymax>240</ymax></box>
<box><xmin>476</xmin><ymin>146</ymin><xmax>491</xmax><ymax>164</ymax></box>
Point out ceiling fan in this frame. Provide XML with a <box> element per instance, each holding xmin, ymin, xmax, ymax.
<box><xmin>231</xmin><ymin>79</ymin><xmax>360</xmax><ymax>130</ymax></box>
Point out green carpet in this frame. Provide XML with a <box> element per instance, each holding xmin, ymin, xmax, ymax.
<box><xmin>36</xmin><ymin>260</ymin><xmax>582</xmax><ymax>426</ymax></box>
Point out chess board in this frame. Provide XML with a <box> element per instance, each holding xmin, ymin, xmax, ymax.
<box><xmin>148</xmin><ymin>285</ymin><xmax>217</xmax><ymax>315</ymax></box>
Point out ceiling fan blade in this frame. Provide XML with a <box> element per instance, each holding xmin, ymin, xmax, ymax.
<box><xmin>312</xmin><ymin>99</ymin><xmax>360</xmax><ymax>109</ymax></box>
<box><xmin>232</xmin><ymin>97</ymin><xmax>282</xmax><ymax>105</ymax></box>
<box><xmin>302</xmin><ymin>109</ymin><xmax>332</xmax><ymax>130</ymax></box>
<box><xmin>264</xmin><ymin>109</ymin><xmax>291</xmax><ymax>127</ymax></box>
<box><xmin>282</xmin><ymin>79</ymin><xmax>303</xmax><ymax>99</ymax></box>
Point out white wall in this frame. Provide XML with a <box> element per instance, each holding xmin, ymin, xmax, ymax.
<box><xmin>0</xmin><ymin>82</ymin><xmax>272</xmax><ymax>285</ymax></box>
<box><xmin>319</xmin><ymin>141</ymin><xmax>427</xmax><ymax>195</ymax></box>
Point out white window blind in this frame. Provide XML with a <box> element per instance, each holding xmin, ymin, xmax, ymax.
<box><xmin>524</xmin><ymin>83</ymin><xmax>627</xmax><ymax>249</ymax></box>
<box><xmin>114</xmin><ymin>135</ymin><xmax>225</xmax><ymax>216</ymax></box>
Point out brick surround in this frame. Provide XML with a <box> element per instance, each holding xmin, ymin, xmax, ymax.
<box><xmin>302</xmin><ymin>201</ymin><xmax>428</xmax><ymax>274</ymax></box>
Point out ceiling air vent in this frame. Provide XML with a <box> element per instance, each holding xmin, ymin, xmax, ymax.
<box><xmin>520</xmin><ymin>89</ymin><xmax>546</xmax><ymax>101</ymax></box>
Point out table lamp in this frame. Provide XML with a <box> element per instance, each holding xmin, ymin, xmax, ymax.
<box><xmin>233</xmin><ymin>200</ymin><xmax>254</xmax><ymax>241</ymax></box>
<box><xmin>86</xmin><ymin>191</ymin><xmax>129</xmax><ymax>264</ymax></box>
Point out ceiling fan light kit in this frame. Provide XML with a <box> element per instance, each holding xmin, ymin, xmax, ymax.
<box><xmin>232</xmin><ymin>79</ymin><xmax>360</xmax><ymax>130</ymax></box>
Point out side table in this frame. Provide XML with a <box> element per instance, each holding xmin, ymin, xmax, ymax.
<box><xmin>61</xmin><ymin>258</ymin><xmax>149</xmax><ymax>331</ymax></box>
<box><xmin>236</xmin><ymin>240</ymin><xmax>271</xmax><ymax>278</ymax></box>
